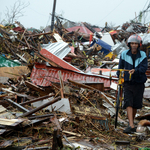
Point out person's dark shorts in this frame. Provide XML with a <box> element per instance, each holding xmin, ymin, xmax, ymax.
<box><xmin>123</xmin><ymin>82</ymin><xmax>145</xmax><ymax>109</ymax></box>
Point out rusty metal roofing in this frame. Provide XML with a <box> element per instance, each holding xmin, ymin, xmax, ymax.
<box><xmin>40</xmin><ymin>49</ymin><xmax>82</xmax><ymax>73</ymax></box>
<box><xmin>67</xmin><ymin>26</ymin><xmax>92</xmax><ymax>35</ymax></box>
<box><xmin>30</xmin><ymin>63</ymin><xmax>118</xmax><ymax>87</ymax></box>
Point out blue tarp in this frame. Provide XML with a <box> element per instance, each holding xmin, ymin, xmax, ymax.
<box><xmin>91</xmin><ymin>39</ymin><xmax>112</xmax><ymax>55</ymax></box>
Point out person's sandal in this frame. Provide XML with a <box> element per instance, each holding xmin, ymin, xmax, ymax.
<box><xmin>123</xmin><ymin>126</ymin><xmax>136</xmax><ymax>134</ymax></box>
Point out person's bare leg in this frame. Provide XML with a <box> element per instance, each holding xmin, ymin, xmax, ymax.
<box><xmin>126</xmin><ymin>106</ymin><xmax>134</xmax><ymax>128</ymax></box>
<box><xmin>133</xmin><ymin>108</ymin><xmax>137</xmax><ymax>120</ymax></box>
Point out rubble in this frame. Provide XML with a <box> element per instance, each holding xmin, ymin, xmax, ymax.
<box><xmin>0</xmin><ymin>18</ymin><xmax>150</xmax><ymax>150</ymax></box>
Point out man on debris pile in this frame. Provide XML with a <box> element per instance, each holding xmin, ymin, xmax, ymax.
<box><xmin>117</xmin><ymin>34</ymin><xmax>147</xmax><ymax>134</ymax></box>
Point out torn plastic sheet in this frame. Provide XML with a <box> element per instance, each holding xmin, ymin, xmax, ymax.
<box><xmin>126</xmin><ymin>25</ymin><xmax>134</xmax><ymax>32</ymax></box>
<box><xmin>111</xmin><ymin>40</ymin><xmax>128</xmax><ymax>58</ymax></box>
<box><xmin>141</xmin><ymin>33</ymin><xmax>150</xmax><ymax>45</ymax></box>
<box><xmin>0</xmin><ymin>55</ymin><xmax>21</xmax><ymax>67</ymax></box>
<box><xmin>91</xmin><ymin>39</ymin><xmax>112</xmax><ymax>55</ymax></box>
<box><xmin>98</xmin><ymin>32</ymin><xmax>114</xmax><ymax>46</ymax></box>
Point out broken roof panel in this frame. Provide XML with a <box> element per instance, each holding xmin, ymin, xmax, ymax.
<box><xmin>67</xmin><ymin>26</ymin><xmax>92</xmax><ymax>35</ymax></box>
<box><xmin>63</xmin><ymin>21</ymin><xmax>78</xmax><ymax>29</ymax></box>
<box><xmin>94</xmin><ymin>28</ymin><xmax>101</xmax><ymax>32</ymax></box>
<box><xmin>40</xmin><ymin>49</ymin><xmax>82</xmax><ymax>73</ymax></box>
<box><xmin>41</xmin><ymin>41</ymin><xmax>71</xmax><ymax>59</ymax></box>
<box><xmin>30</xmin><ymin>64</ymin><xmax>118</xmax><ymax>87</ymax></box>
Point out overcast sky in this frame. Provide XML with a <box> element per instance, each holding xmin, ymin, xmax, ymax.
<box><xmin>0</xmin><ymin>0</ymin><xmax>150</xmax><ymax>29</ymax></box>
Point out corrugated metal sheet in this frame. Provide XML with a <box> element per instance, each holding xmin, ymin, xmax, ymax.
<box><xmin>30</xmin><ymin>63</ymin><xmax>118</xmax><ymax>87</ymax></box>
<box><xmin>41</xmin><ymin>41</ymin><xmax>71</xmax><ymax>59</ymax></box>
<box><xmin>40</xmin><ymin>49</ymin><xmax>82</xmax><ymax>73</ymax></box>
<box><xmin>67</xmin><ymin>26</ymin><xmax>92</xmax><ymax>35</ymax></box>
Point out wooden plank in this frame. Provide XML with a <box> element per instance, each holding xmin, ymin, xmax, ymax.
<box><xmin>20</xmin><ymin>94</ymin><xmax>55</xmax><ymax>106</ymax></box>
<box><xmin>2</xmin><ymin>88</ymin><xmax>29</xmax><ymax>98</ymax></box>
<box><xmin>58</xmin><ymin>71</ymin><xmax>64</xmax><ymax>98</ymax></box>
<box><xmin>68</xmin><ymin>79</ymin><xmax>96</xmax><ymax>91</ymax></box>
<box><xmin>25</xmin><ymin>81</ymin><xmax>45</xmax><ymax>91</ymax></box>
<box><xmin>72</xmin><ymin>105</ymin><xmax>102</xmax><ymax>117</ymax></box>
<box><xmin>0</xmin><ymin>77</ymin><xmax>9</xmax><ymax>83</ymax></box>
<box><xmin>0</xmin><ymin>118</ymin><xmax>23</xmax><ymax>126</ymax></box>
<box><xmin>6</xmin><ymin>98</ymin><xmax>29</xmax><ymax>113</ymax></box>
<box><xmin>25</xmin><ymin>81</ymin><xmax>47</xmax><ymax>95</ymax></box>
<box><xmin>0</xmin><ymin>112</ymin><xmax>15</xmax><ymax>119</ymax></box>
<box><xmin>101</xmin><ymin>61</ymin><xmax>119</xmax><ymax>65</ymax></box>
<box><xmin>0</xmin><ymin>66</ymin><xmax>30</xmax><ymax>78</ymax></box>
<box><xmin>0</xmin><ymin>105</ymin><xmax>6</xmax><ymax>113</ymax></box>
<box><xmin>85</xmin><ymin>82</ymin><xmax>104</xmax><ymax>92</ymax></box>
<box><xmin>0</xmin><ymin>129</ymin><xmax>7</xmax><ymax>135</ymax></box>
<box><xmin>62</xmin><ymin>130</ymin><xmax>81</xmax><ymax>137</ymax></box>
<box><xmin>19</xmin><ymin>96</ymin><xmax>61</xmax><ymax>117</ymax></box>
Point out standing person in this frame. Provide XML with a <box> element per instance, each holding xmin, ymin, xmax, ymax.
<box><xmin>117</xmin><ymin>34</ymin><xmax>147</xmax><ymax>134</ymax></box>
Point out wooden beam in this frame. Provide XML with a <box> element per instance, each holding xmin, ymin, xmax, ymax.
<box><xmin>6</xmin><ymin>99</ymin><xmax>29</xmax><ymax>113</ymax></box>
<box><xmin>20</xmin><ymin>94</ymin><xmax>55</xmax><ymax>106</ymax></box>
<box><xmin>19</xmin><ymin>96</ymin><xmax>61</xmax><ymax>117</ymax></box>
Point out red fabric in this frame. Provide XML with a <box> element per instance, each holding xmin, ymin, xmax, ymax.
<box><xmin>89</xmin><ymin>34</ymin><xmax>93</xmax><ymax>44</ymax></box>
<box><xmin>13</xmin><ymin>27</ymin><xmax>24</xmax><ymax>32</ymax></box>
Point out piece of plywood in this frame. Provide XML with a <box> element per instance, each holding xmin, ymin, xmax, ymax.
<box><xmin>32</xmin><ymin>97</ymin><xmax>71</xmax><ymax>114</ymax></box>
<box><xmin>0</xmin><ymin>118</ymin><xmax>23</xmax><ymax>126</ymax></box>
<box><xmin>53</xmin><ymin>33</ymin><xmax>63</xmax><ymax>42</ymax></box>
<box><xmin>0</xmin><ymin>77</ymin><xmax>9</xmax><ymax>83</ymax></box>
<box><xmin>0</xmin><ymin>112</ymin><xmax>15</xmax><ymax>119</ymax></box>
<box><xmin>62</xmin><ymin>131</ymin><xmax>81</xmax><ymax>137</ymax></box>
<box><xmin>0</xmin><ymin>66</ymin><xmax>30</xmax><ymax>78</ymax></box>
<box><xmin>0</xmin><ymin>105</ymin><xmax>6</xmax><ymax>113</ymax></box>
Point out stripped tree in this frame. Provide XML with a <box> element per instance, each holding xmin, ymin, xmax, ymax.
<box><xmin>5</xmin><ymin>0</ymin><xmax>30</xmax><ymax>24</ymax></box>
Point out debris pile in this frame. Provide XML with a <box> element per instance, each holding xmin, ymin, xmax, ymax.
<box><xmin>0</xmin><ymin>19</ymin><xmax>150</xmax><ymax>150</ymax></box>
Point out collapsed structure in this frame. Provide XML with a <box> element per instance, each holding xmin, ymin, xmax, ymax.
<box><xmin>0</xmin><ymin>19</ymin><xmax>150</xmax><ymax>149</ymax></box>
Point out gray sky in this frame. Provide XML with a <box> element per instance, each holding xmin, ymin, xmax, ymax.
<box><xmin>0</xmin><ymin>0</ymin><xmax>150</xmax><ymax>29</ymax></box>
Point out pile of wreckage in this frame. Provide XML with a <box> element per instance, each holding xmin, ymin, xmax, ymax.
<box><xmin>0</xmin><ymin>20</ymin><xmax>150</xmax><ymax>150</ymax></box>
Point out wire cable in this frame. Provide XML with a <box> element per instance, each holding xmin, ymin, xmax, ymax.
<box><xmin>132</xmin><ymin>2</ymin><xmax>150</xmax><ymax>23</ymax></box>
<box><xmin>28</xmin><ymin>7</ymin><xmax>49</xmax><ymax>17</ymax></box>
<box><xmin>96</xmin><ymin>0</ymin><xmax>124</xmax><ymax>25</ymax></box>
<box><xmin>142</xmin><ymin>0</ymin><xmax>149</xmax><ymax>11</ymax></box>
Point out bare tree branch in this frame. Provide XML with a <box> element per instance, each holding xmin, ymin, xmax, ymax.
<box><xmin>5</xmin><ymin>0</ymin><xmax>30</xmax><ymax>24</ymax></box>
